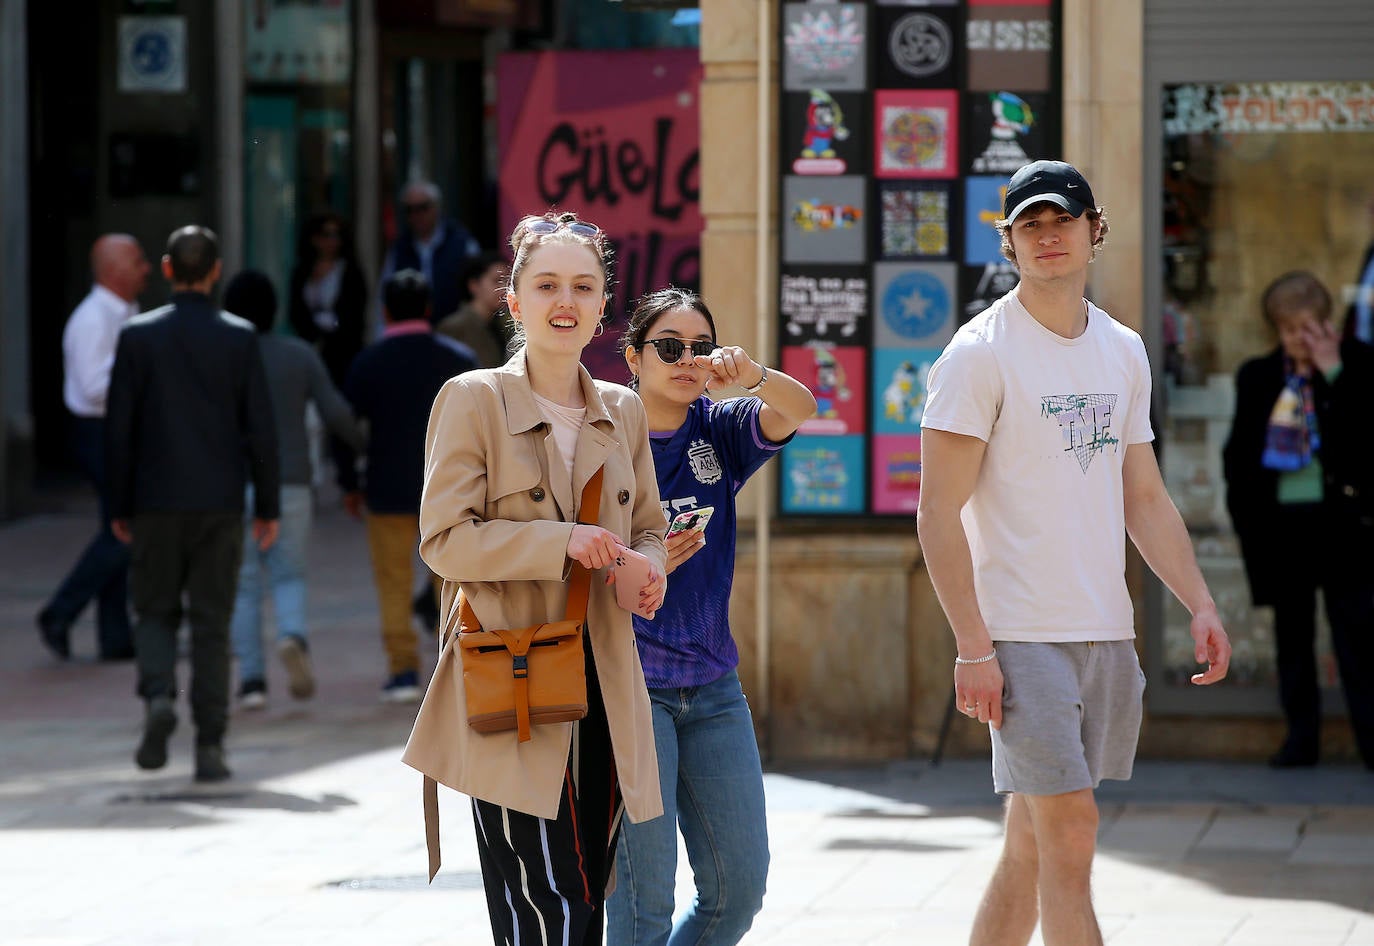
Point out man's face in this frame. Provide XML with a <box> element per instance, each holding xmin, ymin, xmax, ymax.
<box><xmin>106</xmin><ymin>241</ymin><xmax>151</xmax><ymax>301</ymax></box>
<box><xmin>401</xmin><ymin>188</ymin><xmax>439</xmax><ymax>240</ymax></box>
<box><xmin>1007</xmin><ymin>204</ymin><xmax>1095</xmax><ymax>281</ymax></box>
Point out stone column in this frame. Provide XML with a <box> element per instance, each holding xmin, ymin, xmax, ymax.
<box><xmin>698</xmin><ymin>0</ymin><xmax>776</xmax><ymax>736</ymax></box>
<box><xmin>1063</xmin><ymin>0</ymin><xmax>1145</xmax><ymax>333</ymax></box>
<box><xmin>699</xmin><ymin>0</ymin><xmax>773</xmax><ymax>364</ymax></box>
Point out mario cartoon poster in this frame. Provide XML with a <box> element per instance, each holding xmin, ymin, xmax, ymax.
<box><xmin>785</xmin><ymin>89</ymin><xmax>867</xmax><ymax>175</ymax></box>
<box><xmin>783</xmin><ymin>343</ymin><xmax>866</xmax><ymax>436</ymax></box>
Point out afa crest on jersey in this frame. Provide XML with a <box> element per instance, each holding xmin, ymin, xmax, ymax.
<box><xmin>687</xmin><ymin>439</ymin><xmax>724</xmax><ymax>486</ymax></box>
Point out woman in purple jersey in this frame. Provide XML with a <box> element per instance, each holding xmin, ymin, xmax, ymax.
<box><xmin>607</xmin><ymin>288</ymin><xmax>815</xmax><ymax>946</ymax></box>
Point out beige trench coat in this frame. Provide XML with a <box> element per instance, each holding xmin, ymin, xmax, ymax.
<box><xmin>401</xmin><ymin>353</ymin><xmax>667</xmax><ymax>824</ymax></box>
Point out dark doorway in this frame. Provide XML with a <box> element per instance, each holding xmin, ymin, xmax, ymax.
<box><xmin>27</xmin><ymin>2</ymin><xmax>102</xmax><ymax>474</ymax></box>
<box><xmin>378</xmin><ymin>31</ymin><xmax>496</xmax><ymax>260</ymax></box>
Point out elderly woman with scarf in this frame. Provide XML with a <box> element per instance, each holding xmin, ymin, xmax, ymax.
<box><xmin>1223</xmin><ymin>270</ymin><xmax>1374</xmax><ymax>770</ymax></box>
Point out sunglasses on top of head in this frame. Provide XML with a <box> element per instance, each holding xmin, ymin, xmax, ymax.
<box><xmin>640</xmin><ymin>337</ymin><xmax>718</xmax><ymax>364</ymax></box>
<box><xmin>524</xmin><ymin>218</ymin><xmax>602</xmax><ymax>240</ymax></box>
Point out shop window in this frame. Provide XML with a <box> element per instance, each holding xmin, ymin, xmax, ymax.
<box><xmin>243</xmin><ymin>1</ymin><xmax>355</xmax><ymax>311</ymax></box>
<box><xmin>563</xmin><ymin>0</ymin><xmax>699</xmax><ymax>49</ymax></box>
<box><xmin>1157</xmin><ymin>81</ymin><xmax>1374</xmax><ymax>703</ymax></box>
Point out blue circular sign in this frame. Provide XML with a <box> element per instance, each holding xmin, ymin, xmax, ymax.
<box><xmin>882</xmin><ymin>270</ymin><xmax>948</xmax><ymax>340</ymax></box>
<box><xmin>131</xmin><ymin>31</ymin><xmax>172</xmax><ymax>77</ymax></box>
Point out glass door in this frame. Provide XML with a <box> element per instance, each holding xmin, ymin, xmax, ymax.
<box><xmin>244</xmin><ymin>94</ymin><xmax>298</xmax><ymax>307</ymax></box>
<box><xmin>1155</xmin><ymin>81</ymin><xmax>1374</xmax><ymax>707</ymax></box>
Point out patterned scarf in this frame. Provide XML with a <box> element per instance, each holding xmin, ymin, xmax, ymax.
<box><xmin>1260</xmin><ymin>362</ymin><xmax>1320</xmax><ymax>471</ymax></box>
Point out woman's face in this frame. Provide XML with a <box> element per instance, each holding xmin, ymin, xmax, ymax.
<box><xmin>311</xmin><ymin>222</ymin><xmax>342</xmax><ymax>260</ymax></box>
<box><xmin>625</xmin><ymin>307</ymin><xmax>715</xmax><ymax>407</ymax></box>
<box><xmin>507</xmin><ymin>243</ymin><xmax>606</xmax><ymax>358</ymax></box>
<box><xmin>469</xmin><ymin>263</ymin><xmax>506</xmax><ymax>318</ymax></box>
<box><xmin>1273</xmin><ymin>308</ymin><xmax>1325</xmax><ymax>365</ymax></box>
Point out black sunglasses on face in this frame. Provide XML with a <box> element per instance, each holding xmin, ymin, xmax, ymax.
<box><xmin>641</xmin><ymin>337</ymin><xmax>717</xmax><ymax>364</ymax></box>
<box><xmin>403</xmin><ymin>202</ymin><xmax>434</xmax><ymax>214</ymax></box>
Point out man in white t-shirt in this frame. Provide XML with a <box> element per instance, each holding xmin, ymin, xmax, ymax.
<box><xmin>38</xmin><ymin>234</ymin><xmax>149</xmax><ymax>661</ymax></box>
<box><xmin>917</xmin><ymin>160</ymin><xmax>1231</xmax><ymax>946</ymax></box>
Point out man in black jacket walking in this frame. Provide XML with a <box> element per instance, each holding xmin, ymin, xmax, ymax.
<box><xmin>106</xmin><ymin>226</ymin><xmax>280</xmax><ymax>782</ymax></box>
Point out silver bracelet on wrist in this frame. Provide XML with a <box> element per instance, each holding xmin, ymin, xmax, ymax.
<box><xmin>955</xmin><ymin>648</ymin><xmax>998</xmax><ymax>666</ymax></box>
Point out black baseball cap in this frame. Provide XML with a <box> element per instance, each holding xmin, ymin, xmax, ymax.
<box><xmin>1002</xmin><ymin>160</ymin><xmax>1097</xmax><ymax>222</ymax></box>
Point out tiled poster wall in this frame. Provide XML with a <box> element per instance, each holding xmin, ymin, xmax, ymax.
<box><xmin>777</xmin><ymin>0</ymin><xmax>1061</xmax><ymax>516</ymax></box>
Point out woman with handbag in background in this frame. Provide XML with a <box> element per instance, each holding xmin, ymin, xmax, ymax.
<box><xmin>405</xmin><ymin>212</ymin><xmax>668</xmax><ymax>946</ymax></box>
<box><xmin>607</xmin><ymin>288</ymin><xmax>816</xmax><ymax>946</ymax></box>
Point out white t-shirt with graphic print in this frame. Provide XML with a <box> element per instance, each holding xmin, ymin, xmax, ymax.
<box><xmin>921</xmin><ymin>290</ymin><xmax>1154</xmax><ymax>643</ymax></box>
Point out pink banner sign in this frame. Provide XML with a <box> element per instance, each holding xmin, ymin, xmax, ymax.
<box><xmin>498</xmin><ymin>49</ymin><xmax>702</xmax><ymax>380</ymax></box>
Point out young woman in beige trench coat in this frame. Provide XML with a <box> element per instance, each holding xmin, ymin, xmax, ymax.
<box><xmin>403</xmin><ymin>211</ymin><xmax>668</xmax><ymax>946</ymax></box>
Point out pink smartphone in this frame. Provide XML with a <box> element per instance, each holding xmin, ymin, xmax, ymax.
<box><xmin>611</xmin><ymin>546</ymin><xmax>654</xmax><ymax>612</ymax></box>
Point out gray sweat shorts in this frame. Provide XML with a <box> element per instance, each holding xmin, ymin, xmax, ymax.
<box><xmin>990</xmin><ymin>640</ymin><xmax>1146</xmax><ymax>796</ymax></box>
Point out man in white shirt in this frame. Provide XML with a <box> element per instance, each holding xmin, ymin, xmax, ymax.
<box><xmin>917</xmin><ymin>161</ymin><xmax>1231</xmax><ymax>946</ymax></box>
<box><xmin>39</xmin><ymin>234</ymin><xmax>150</xmax><ymax>661</ymax></box>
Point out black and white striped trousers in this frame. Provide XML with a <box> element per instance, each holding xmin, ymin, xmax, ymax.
<box><xmin>473</xmin><ymin>641</ymin><xmax>625</xmax><ymax>946</ymax></box>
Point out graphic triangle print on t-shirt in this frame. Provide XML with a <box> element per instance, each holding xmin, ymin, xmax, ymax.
<box><xmin>1041</xmin><ymin>393</ymin><xmax>1119</xmax><ymax>474</ymax></box>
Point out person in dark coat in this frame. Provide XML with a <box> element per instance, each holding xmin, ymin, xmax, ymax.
<box><xmin>288</xmin><ymin>211</ymin><xmax>369</xmax><ymax>388</ymax></box>
<box><xmin>1223</xmin><ymin>270</ymin><xmax>1374</xmax><ymax>770</ymax></box>
<box><xmin>339</xmin><ymin>269</ymin><xmax>477</xmax><ymax>702</ymax></box>
<box><xmin>106</xmin><ymin>226</ymin><xmax>281</xmax><ymax>783</ymax></box>
<box><xmin>378</xmin><ymin>180</ymin><xmax>480</xmax><ymax>323</ymax></box>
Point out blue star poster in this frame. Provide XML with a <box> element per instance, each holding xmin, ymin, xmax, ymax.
<box><xmin>873</xmin><ymin>262</ymin><xmax>956</xmax><ymax>348</ymax></box>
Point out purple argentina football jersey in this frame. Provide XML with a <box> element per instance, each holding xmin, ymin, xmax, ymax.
<box><xmin>634</xmin><ymin>395</ymin><xmax>791</xmax><ymax>688</ymax></box>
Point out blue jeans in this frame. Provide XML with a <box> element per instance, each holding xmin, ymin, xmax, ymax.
<box><xmin>230</xmin><ymin>485</ymin><xmax>312</xmax><ymax>682</ymax></box>
<box><xmin>607</xmin><ymin>670</ymin><xmax>769</xmax><ymax>946</ymax></box>
<box><xmin>43</xmin><ymin>416</ymin><xmax>132</xmax><ymax>654</ymax></box>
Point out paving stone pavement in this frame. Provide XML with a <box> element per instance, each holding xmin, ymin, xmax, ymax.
<box><xmin>2</xmin><ymin>494</ymin><xmax>1372</xmax><ymax>945</ymax></box>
